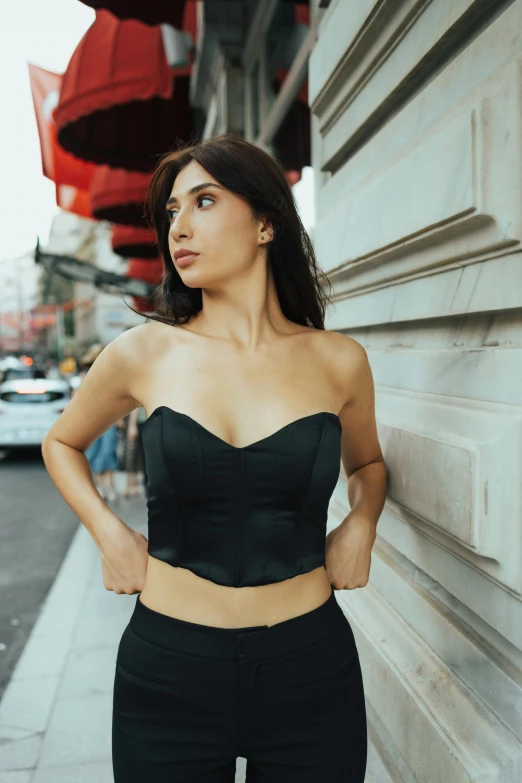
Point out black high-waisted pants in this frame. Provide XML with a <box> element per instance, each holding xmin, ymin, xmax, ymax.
<box><xmin>112</xmin><ymin>589</ymin><xmax>367</xmax><ymax>782</ymax></box>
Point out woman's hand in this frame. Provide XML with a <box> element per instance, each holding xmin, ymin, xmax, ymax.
<box><xmin>325</xmin><ymin>513</ymin><xmax>377</xmax><ymax>590</ymax></box>
<box><xmin>99</xmin><ymin>523</ymin><xmax>149</xmax><ymax>595</ymax></box>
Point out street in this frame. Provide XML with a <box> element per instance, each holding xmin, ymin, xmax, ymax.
<box><xmin>0</xmin><ymin>448</ymin><xmax>79</xmax><ymax>702</ymax></box>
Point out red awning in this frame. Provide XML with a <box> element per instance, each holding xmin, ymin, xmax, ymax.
<box><xmin>127</xmin><ymin>257</ymin><xmax>163</xmax><ymax>283</ymax></box>
<box><xmin>273</xmin><ymin>99</ymin><xmax>310</xmax><ymax>173</ymax></box>
<box><xmin>54</xmin><ymin>9</ymin><xmax>195</xmax><ymax>171</ymax></box>
<box><xmin>126</xmin><ymin>257</ymin><xmax>163</xmax><ymax>313</ymax></box>
<box><xmin>272</xmin><ymin>70</ymin><xmax>310</xmax><ymax>174</ymax></box>
<box><xmin>295</xmin><ymin>4</ymin><xmax>310</xmax><ymax>24</ymax></box>
<box><xmin>78</xmin><ymin>1</ymin><xmax>185</xmax><ymax>27</ymax></box>
<box><xmin>90</xmin><ymin>166</ymin><xmax>150</xmax><ymax>225</ymax></box>
<box><xmin>56</xmin><ymin>185</ymin><xmax>93</xmax><ymax>218</ymax></box>
<box><xmin>112</xmin><ymin>224</ymin><xmax>157</xmax><ymax>258</ymax></box>
<box><xmin>78</xmin><ymin>0</ymin><xmax>306</xmax><ymax>27</ymax></box>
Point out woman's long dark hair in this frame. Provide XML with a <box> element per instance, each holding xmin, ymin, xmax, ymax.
<box><xmin>131</xmin><ymin>133</ymin><xmax>332</xmax><ymax>329</ymax></box>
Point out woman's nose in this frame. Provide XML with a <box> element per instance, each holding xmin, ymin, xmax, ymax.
<box><xmin>170</xmin><ymin>213</ymin><xmax>192</xmax><ymax>240</ymax></box>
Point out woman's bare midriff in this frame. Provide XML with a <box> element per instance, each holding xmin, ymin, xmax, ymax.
<box><xmin>138</xmin><ymin>556</ymin><xmax>334</xmax><ymax>628</ymax></box>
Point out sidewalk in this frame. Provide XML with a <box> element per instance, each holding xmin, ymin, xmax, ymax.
<box><xmin>0</xmin><ymin>483</ymin><xmax>248</xmax><ymax>782</ymax></box>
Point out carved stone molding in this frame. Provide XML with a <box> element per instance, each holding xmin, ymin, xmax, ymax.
<box><xmin>310</xmin><ymin>0</ymin><xmax>515</xmax><ymax>172</ymax></box>
<box><xmin>337</xmin><ymin>581</ymin><xmax>522</xmax><ymax>782</ymax></box>
<box><xmin>375</xmin><ymin>386</ymin><xmax>522</xmax><ymax>593</ymax></box>
<box><xmin>315</xmin><ymin>60</ymin><xmax>522</xmax><ymax>294</ymax></box>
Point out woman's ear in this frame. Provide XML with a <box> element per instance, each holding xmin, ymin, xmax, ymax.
<box><xmin>259</xmin><ymin>219</ymin><xmax>274</xmax><ymax>243</ymax></box>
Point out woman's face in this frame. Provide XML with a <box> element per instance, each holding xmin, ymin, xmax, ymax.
<box><xmin>166</xmin><ymin>160</ymin><xmax>267</xmax><ymax>287</ymax></box>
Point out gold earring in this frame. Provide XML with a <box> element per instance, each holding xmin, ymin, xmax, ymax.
<box><xmin>261</xmin><ymin>235</ymin><xmax>265</xmax><ymax>241</ymax></box>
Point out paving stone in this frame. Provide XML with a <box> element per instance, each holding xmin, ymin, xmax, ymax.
<box><xmin>57</xmin><ymin>646</ymin><xmax>117</xmax><ymax>700</ymax></box>
<box><xmin>32</xmin><ymin>760</ymin><xmax>114</xmax><ymax>783</ymax></box>
<box><xmin>0</xmin><ymin>771</ymin><xmax>32</xmax><ymax>783</ymax></box>
<box><xmin>37</xmin><ymin>692</ymin><xmax>112</xmax><ymax>768</ymax></box>
<box><xmin>0</xmin><ymin>675</ymin><xmax>59</xmax><ymax>733</ymax></box>
<box><xmin>0</xmin><ymin>735</ymin><xmax>41</xmax><ymax>772</ymax></box>
<box><xmin>70</xmin><ymin>608</ymin><xmax>130</xmax><ymax>652</ymax></box>
<box><xmin>9</xmin><ymin>632</ymin><xmax>70</xmax><ymax>681</ymax></box>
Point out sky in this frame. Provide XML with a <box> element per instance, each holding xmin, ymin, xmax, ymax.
<box><xmin>0</xmin><ymin>0</ymin><xmax>315</xmax><ymax>266</ymax></box>
<box><xmin>0</xmin><ymin>0</ymin><xmax>95</xmax><ymax>264</ymax></box>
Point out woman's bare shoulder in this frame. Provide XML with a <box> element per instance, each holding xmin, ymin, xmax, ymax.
<box><xmin>308</xmin><ymin>330</ymin><xmax>370</xmax><ymax>403</ymax></box>
<box><xmin>107</xmin><ymin>320</ymin><xmax>184</xmax><ymax>367</ymax></box>
<box><xmin>308</xmin><ymin>329</ymin><xmax>367</xmax><ymax>369</ymax></box>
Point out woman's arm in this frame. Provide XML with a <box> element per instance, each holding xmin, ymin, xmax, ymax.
<box><xmin>325</xmin><ymin>336</ymin><xmax>388</xmax><ymax>590</ymax></box>
<box><xmin>41</xmin><ymin>328</ymin><xmax>149</xmax><ymax>594</ymax></box>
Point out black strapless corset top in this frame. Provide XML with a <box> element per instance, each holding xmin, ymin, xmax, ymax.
<box><xmin>141</xmin><ymin>406</ymin><xmax>342</xmax><ymax>587</ymax></box>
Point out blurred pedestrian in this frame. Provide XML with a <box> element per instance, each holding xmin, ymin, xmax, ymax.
<box><xmin>117</xmin><ymin>406</ymin><xmax>146</xmax><ymax>497</ymax></box>
<box><xmin>77</xmin><ymin>343</ymin><xmax>120</xmax><ymax>501</ymax></box>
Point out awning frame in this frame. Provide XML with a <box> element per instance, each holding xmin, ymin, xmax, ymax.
<box><xmin>34</xmin><ymin>239</ymin><xmax>154</xmax><ymax>298</ymax></box>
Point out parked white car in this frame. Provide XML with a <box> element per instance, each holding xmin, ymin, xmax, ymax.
<box><xmin>0</xmin><ymin>378</ymin><xmax>71</xmax><ymax>450</ymax></box>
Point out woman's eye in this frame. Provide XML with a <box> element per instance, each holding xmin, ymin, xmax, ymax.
<box><xmin>166</xmin><ymin>194</ymin><xmax>214</xmax><ymax>222</ymax></box>
<box><xmin>198</xmin><ymin>195</ymin><xmax>214</xmax><ymax>207</ymax></box>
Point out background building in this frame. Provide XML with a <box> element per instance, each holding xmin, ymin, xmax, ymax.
<box><xmin>191</xmin><ymin>0</ymin><xmax>522</xmax><ymax>779</ymax></box>
<box><xmin>43</xmin><ymin>211</ymin><xmax>144</xmax><ymax>352</ymax></box>
<box><xmin>0</xmin><ymin>254</ymin><xmax>38</xmax><ymax>353</ymax></box>
<box><xmin>310</xmin><ymin>1</ymin><xmax>522</xmax><ymax>780</ymax></box>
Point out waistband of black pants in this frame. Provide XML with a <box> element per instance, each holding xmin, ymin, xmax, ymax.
<box><xmin>129</xmin><ymin>588</ymin><xmax>351</xmax><ymax>662</ymax></box>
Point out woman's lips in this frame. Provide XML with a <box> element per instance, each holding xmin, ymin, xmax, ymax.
<box><xmin>176</xmin><ymin>253</ymin><xmax>199</xmax><ymax>267</ymax></box>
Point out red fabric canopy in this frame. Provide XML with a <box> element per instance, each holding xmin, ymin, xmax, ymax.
<box><xmin>112</xmin><ymin>224</ymin><xmax>157</xmax><ymax>258</ymax></box>
<box><xmin>272</xmin><ymin>70</ymin><xmax>310</xmax><ymax>174</ymax></box>
<box><xmin>54</xmin><ymin>9</ymin><xmax>195</xmax><ymax>171</ymax></box>
<box><xmin>295</xmin><ymin>4</ymin><xmax>310</xmax><ymax>24</ymax></box>
<box><xmin>126</xmin><ymin>257</ymin><xmax>163</xmax><ymax>313</ymax></box>
<box><xmin>79</xmin><ymin>1</ymin><xmax>186</xmax><ymax>27</ymax></box>
<box><xmin>78</xmin><ymin>0</ymin><xmax>306</xmax><ymax>27</ymax></box>
<box><xmin>127</xmin><ymin>257</ymin><xmax>164</xmax><ymax>283</ymax></box>
<box><xmin>90</xmin><ymin>166</ymin><xmax>150</xmax><ymax>225</ymax></box>
<box><xmin>56</xmin><ymin>185</ymin><xmax>93</xmax><ymax>218</ymax></box>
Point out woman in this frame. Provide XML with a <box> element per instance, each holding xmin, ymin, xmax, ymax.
<box><xmin>41</xmin><ymin>134</ymin><xmax>388</xmax><ymax>782</ymax></box>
